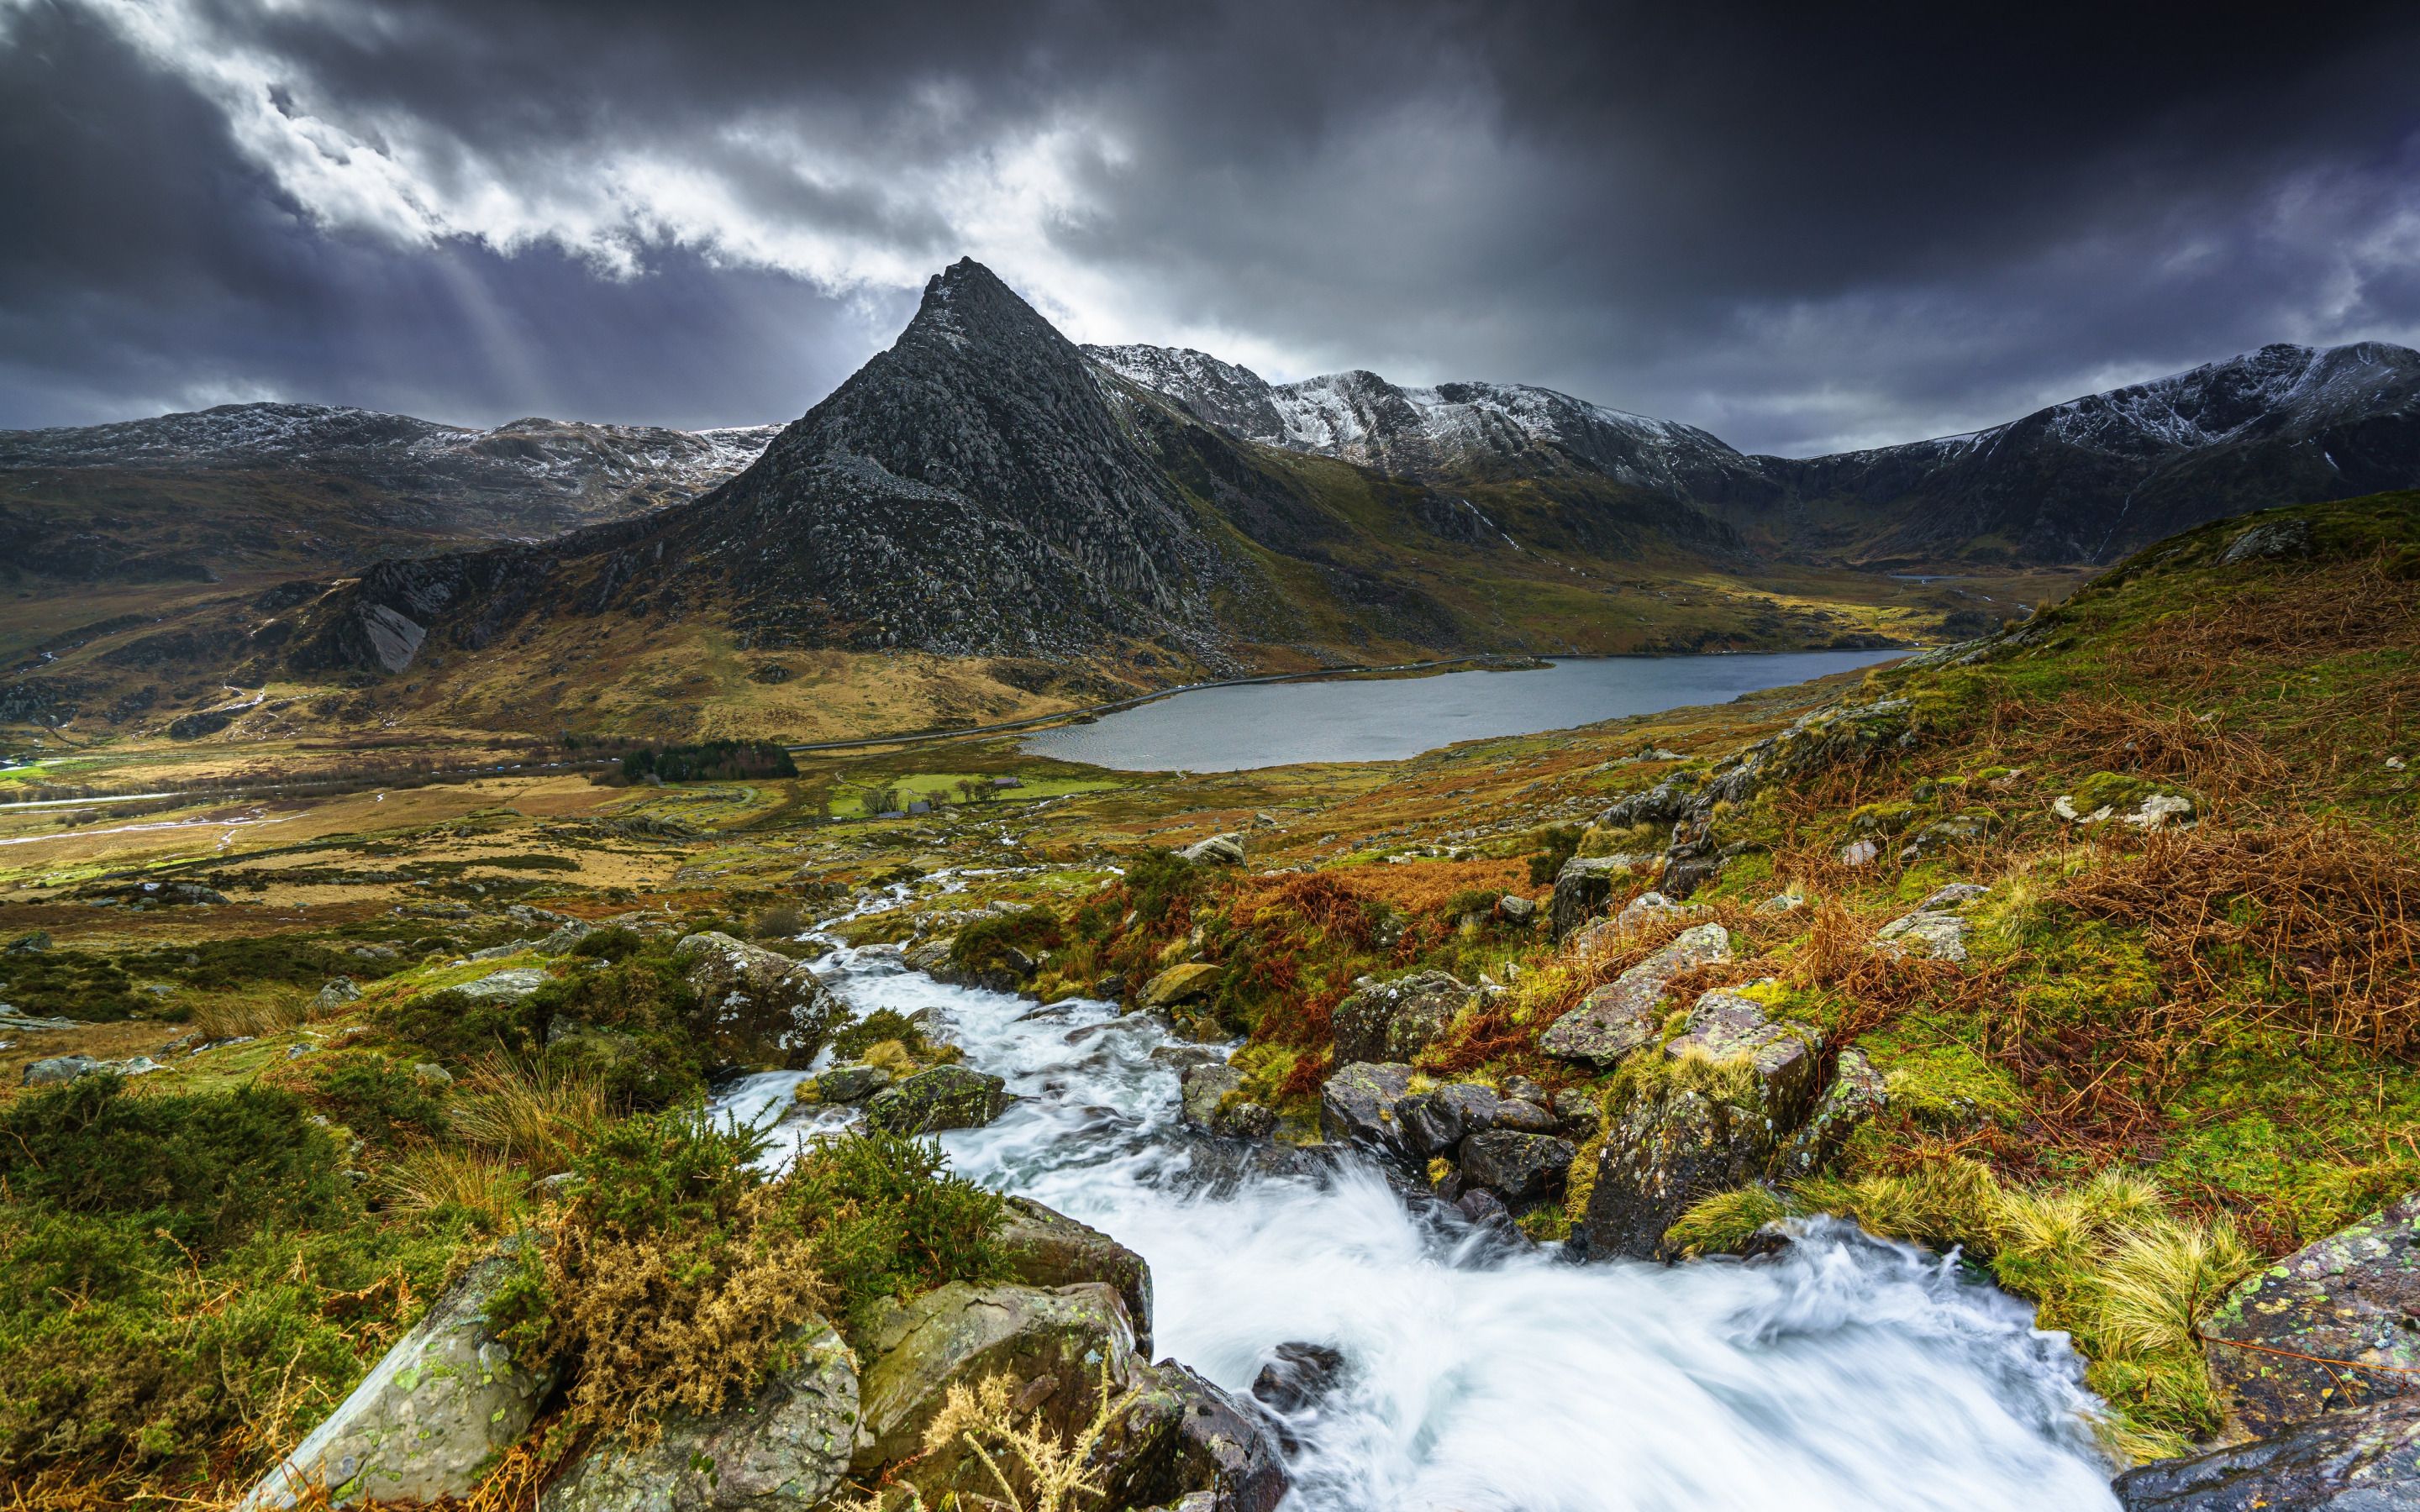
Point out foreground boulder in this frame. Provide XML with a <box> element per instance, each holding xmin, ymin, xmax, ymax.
<box><xmin>1549</xmin><ymin>856</ymin><xmax>1645</xmax><ymax>941</ymax></box>
<box><xmin>241</xmin><ymin>1248</ymin><xmax>555</xmax><ymax>1509</ymax></box>
<box><xmin>540</xmin><ymin>1322</ymin><xmax>856</xmax><ymax>1512</ymax></box>
<box><xmin>1180</xmin><ymin>1062</ymin><xmax>1275</xmax><ymax>1140</ymax></box>
<box><xmin>1663</xmin><ymin>990</ymin><xmax>1821</xmax><ymax>1133</ymax></box>
<box><xmin>996</xmin><ymin>1195</ymin><xmax>1155</xmax><ymax>1356</ymax></box>
<box><xmin>1318</xmin><ymin>1062</ymin><xmax>1417</xmax><ymax>1157</ymax></box>
<box><xmin>672</xmin><ymin>932</ymin><xmax>844</xmax><ymax>1070</ymax></box>
<box><xmin>1092</xmin><ymin>1362</ymin><xmax>1289</xmax><ymax>1512</ymax></box>
<box><xmin>2113</xmin><ymin>1394</ymin><xmax>2420</xmax><ymax>1510</ymax></box>
<box><xmin>1456</xmin><ymin>1131</ymin><xmax>1577</xmax><ymax>1208</ymax></box>
<box><xmin>852</xmin><ymin>1281</ymin><xmax>1139</xmax><ymax>1473</ymax></box>
<box><xmin>1771</xmin><ymin>1048</ymin><xmax>1886</xmax><ymax>1181</ymax></box>
<box><xmin>1539</xmin><ymin>924</ymin><xmax>1731</xmax><ymax>1068</ymax></box>
<box><xmin>1329</xmin><ymin>970</ymin><xmax>1472</xmax><ymax>1066</ymax></box>
<box><xmin>2203</xmin><ymin>1191</ymin><xmax>2420</xmax><ymax>1436</ymax></box>
<box><xmin>865</xmin><ymin>1065</ymin><xmax>1012</xmax><ymax>1135</ymax></box>
<box><xmin>1578</xmin><ymin>1089</ymin><xmax>1751</xmax><ymax>1262</ymax></box>
<box><xmin>1139</xmin><ymin>962</ymin><xmax>1224</xmax><ymax>1011</ymax></box>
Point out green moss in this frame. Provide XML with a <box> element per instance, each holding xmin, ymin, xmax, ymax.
<box><xmin>1875</xmin><ymin>1042</ymin><xmax>2028</xmax><ymax>1131</ymax></box>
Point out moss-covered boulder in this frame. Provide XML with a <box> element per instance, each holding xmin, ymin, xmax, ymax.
<box><xmin>996</xmin><ymin>1195</ymin><xmax>1155</xmax><ymax>1357</ymax></box>
<box><xmin>1139</xmin><ymin>962</ymin><xmax>1224</xmax><ymax>1011</ymax></box>
<box><xmin>240</xmin><ymin>1248</ymin><xmax>555</xmax><ymax>1510</ymax></box>
<box><xmin>672</xmin><ymin>932</ymin><xmax>844</xmax><ymax>1072</ymax></box>
<box><xmin>539</xmin><ymin>1321</ymin><xmax>856</xmax><ymax>1512</ymax></box>
<box><xmin>864</xmin><ymin>1065</ymin><xmax>1012</xmax><ymax>1136</ymax></box>
<box><xmin>1329</xmin><ymin>970</ymin><xmax>1471</xmax><ymax>1066</ymax></box>
<box><xmin>850</xmin><ymin>1281</ymin><xmax>1139</xmax><ymax>1474</ymax></box>
<box><xmin>2204</xmin><ymin>1191</ymin><xmax>2420</xmax><ymax>1436</ymax></box>
<box><xmin>1539</xmin><ymin>924</ymin><xmax>1730</xmax><ymax>1068</ymax></box>
<box><xmin>2114</xmin><ymin>1394</ymin><xmax>2420</xmax><ymax>1510</ymax></box>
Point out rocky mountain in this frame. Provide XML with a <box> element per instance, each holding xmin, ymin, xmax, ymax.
<box><xmin>1096</xmin><ymin>339</ymin><xmax>2420</xmax><ymax>564</ymax></box>
<box><xmin>0</xmin><ymin>402</ymin><xmax>779</xmax><ymax>548</ymax></box>
<box><xmin>281</xmin><ymin>260</ymin><xmax>1751</xmax><ymax>685</ymax></box>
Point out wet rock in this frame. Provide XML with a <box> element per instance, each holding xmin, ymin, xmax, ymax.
<box><xmin>1177</xmin><ymin>833</ymin><xmax>1246</xmax><ymax>866</ymax></box>
<box><xmin>996</xmin><ymin>1195</ymin><xmax>1155</xmax><ymax>1357</ymax></box>
<box><xmin>855</xmin><ymin>1282</ymin><xmax>1139</xmax><ymax>1479</ymax></box>
<box><xmin>1093</xmin><ymin>1361</ymin><xmax>1288</xmax><ymax>1512</ymax></box>
<box><xmin>1329</xmin><ymin>970</ymin><xmax>1471</xmax><ymax>1066</ymax></box>
<box><xmin>864</xmin><ymin>1065</ymin><xmax>1012</xmax><ymax>1135</ymax></box>
<box><xmin>1150</xmin><ymin>1043</ymin><xmax>1231</xmax><ymax>1072</ymax></box>
<box><xmin>1539</xmin><ymin>923</ymin><xmax>1731</xmax><ymax>1068</ymax></box>
<box><xmin>1872</xmin><ymin>910</ymin><xmax>1970</xmax><ymax>963</ymax></box>
<box><xmin>540</xmin><ymin>1321</ymin><xmax>855</xmax><ymax>1512</ymax></box>
<box><xmin>1580</xmin><ymin>1089</ymin><xmax>1754</xmax><ymax>1261</ymax></box>
<box><xmin>800</xmin><ymin>1063</ymin><xmax>891</xmax><ymax>1104</ymax></box>
<box><xmin>902</xmin><ymin>934</ymin><xmax>955</xmax><ymax>973</ymax></box>
<box><xmin>2203</xmin><ymin>1191</ymin><xmax>2420</xmax><ymax>1436</ymax></box>
<box><xmin>674</xmin><ymin>932</ymin><xmax>845</xmax><ymax>1069</ymax></box>
<box><xmin>456</xmin><ymin>967</ymin><xmax>550</xmax><ymax>1000</ymax></box>
<box><xmin>1552</xmin><ymin>1089</ymin><xmax>1604</xmax><ymax>1134</ymax></box>
<box><xmin>1250</xmin><ymin>1341</ymin><xmax>1349</xmax><ymax>1416</ymax></box>
<box><xmin>241</xmin><ymin>1247</ymin><xmax>555</xmax><ymax>1509</ymax></box>
<box><xmin>1456</xmin><ymin>1131</ymin><xmax>1576</xmax><ymax>1207</ymax></box>
<box><xmin>1455</xmin><ymin>1189</ymin><xmax>1516</xmax><ymax>1231</ymax></box>
<box><xmin>2113</xmin><ymin>1394</ymin><xmax>2420</xmax><ymax>1510</ymax></box>
<box><xmin>1139</xmin><ymin>962</ymin><xmax>1224</xmax><ymax>1011</ymax></box>
<box><xmin>1490</xmin><ymin>1098</ymin><xmax>1560</xmax><ymax>1135</ymax></box>
<box><xmin>1397</xmin><ymin>1082</ymin><xmax>1502</xmax><ymax>1158</ymax></box>
<box><xmin>1549</xmin><ymin>856</ymin><xmax>1643</xmax><ymax>941</ymax></box>
<box><xmin>1318</xmin><ymin>1062</ymin><xmax>1417</xmax><ymax>1157</ymax></box>
<box><xmin>1771</xmin><ymin>1048</ymin><xmax>1887</xmax><ymax>1181</ymax></box>
<box><xmin>1179</xmin><ymin>1062</ymin><xmax>1273</xmax><ymax>1139</ymax></box>
<box><xmin>1095</xmin><ymin>969</ymin><xmax>1128</xmax><ymax>1000</ymax></box>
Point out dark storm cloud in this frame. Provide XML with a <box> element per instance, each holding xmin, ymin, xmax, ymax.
<box><xmin>3</xmin><ymin>0</ymin><xmax>2417</xmax><ymax>452</ymax></box>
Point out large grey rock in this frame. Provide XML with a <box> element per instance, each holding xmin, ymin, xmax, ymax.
<box><xmin>1317</xmin><ymin>1062</ymin><xmax>1417</xmax><ymax>1158</ymax></box>
<box><xmin>1549</xmin><ymin>856</ymin><xmax>1642</xmax><ymax>941</ymax></box>
<box><xmin>310</xmin><ymin>977</ymin><xmax>361</xmax><ymax>1013</ymax></box>
<box><xmin>2113</xmin><ymin>1394</ymin><xmax>2420</xmax><ymax>1510</ymax></box>
<box><xmin>852</xmin><ymin>1281</ymin><xmax>1139</xmax><ymax>1473</ymax></box>
<box><xmin>673</xmin><ymin>932</ymin><xmax>843</xmax><ymax>1070</ymax></box>
<box><xmin>456</xmin><ymin>967</ymin><xmax>550</xmax><ymax>1001</ymax></box>
<box><xmin>241</xmin><ymin>1248</ymin><xmax>555</xmax><ymax>1509</ymax></box>
<box><xmin>864</xmin><ymin>1065</ymin><xmax>1012</xmax><ymax>1136</ymax></box>
<box><xmin>1176</xmin><ymin>833</ymin><xmax>1246</xmax><ymax>866</ymax></box>
<box><xmin>1180</xmin><ymin>1062</ymin><xmax>1272</xmax><ymax>1141</ymax></box>
<box><xmin>996</xmin><ymin>1195</ymin><xmax>1155</xmax><ymax>1357</ymax></box>
<box><xmin>1663</xmin><ymin>990</ymin><xmax>1822</xmax><ymax>1137</ymax></box>
<box><xmin>1092</xmin><ymin>1361</ymin><xmax>1289</xmax><ymax>1512</ymax></box>
<box><xmin>801</xmin><ymin>1063</ymin><xmax>891</xmax><ymax>1104</ymax></box>
<box><xmin>23</xmin><ymin>1054</ymin><xmax>103</xmax><ymax>1086</ymax></box>
<box><xmin>1578</xmin><ymin>1089</ymin><xmax>1753</xmax><ymax>1263</ymax></box>
<box><xmin>2205</xmin><ymin>1192</ymin><xmax>2420</xmax><ymax>1436</ymax></box>
<box><xmin>1397</xmin><ymin>1082</ymin><xmax>1502</xmax><ymax>1158</ymax></box>
<box><xmin>1873</xmin><ymin>910</ymin><xmax>1970</xmax><ymax>964</ymax></box>
<box><xmin>1539</xmin><ymin>924</ymin><xmax>1731</xmax><ymax>1067</ymax></box>
<box><xmin>539</xmin><ymin>1321</ymin><xmax>856</xmax><ymax>1512</ymax></box>
<box><xmin>1456</xmin><ymin>1131</ymin><xmax>1576</xmax><ymax>1208</ymax></box>
<box><xmin>1772</xmin><ymin>1048</ymin><xmax>1887</xmax><ymax>1181</ymax></box>
<box><xmin>1329</xmin><ymin>970</ymin><xmax>1470</xmax><ymax>1066</ymax></box>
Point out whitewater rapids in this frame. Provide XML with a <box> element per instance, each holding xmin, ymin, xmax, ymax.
<box><xmin>714</xmin><ymin>943</ymin><xmax>2121</xmax><ymax>1512</ymax></box>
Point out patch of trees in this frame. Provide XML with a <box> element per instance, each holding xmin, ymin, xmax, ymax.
<box><xmin>619</xmin><ymin>739</ymin><xmax>799</xmax><ymax>785</ymax></box>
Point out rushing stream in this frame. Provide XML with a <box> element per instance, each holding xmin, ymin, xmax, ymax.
<box><xmin>715</xmin><ymin>935</ymin><xmax>2121</xmax><ymax>1511</ymax></box>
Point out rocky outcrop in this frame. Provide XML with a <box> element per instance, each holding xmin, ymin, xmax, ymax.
<box><xmin>852</xmin><ymin>1281</ymin><xmax>1140</xmax><ymax>1472</ymax></box>
<box><xmin>1092</xmin><ymin>1362</ymin><xmax>1290</xmax><ymax>1512</ymax></box>
<box><xmin>1577</xmin><ymin>990</ymin><xmax>1831</xmax><ymax>1261</ymax></box>
<box><xmin>1180</xmin><ymin>1062</ymin><xmax>1274</xmax><ymax>1140</ymax></box>
<box><xmin>995</xmin><ymin>1196</ymin><xmax>1155</xmax><ymax>1357</ymax></box>
<box><xmin>1176</xmin><ymin>833</ymin><xmax>1246</xmax><ymax>865</ymax></box>
<box><xmin>241</xmin><ymin>1248</ymin><xmax>555</xmax><ymax>1509</ymax></box>
<box><xmin>673</xmin><ymin>932</ymin><xmax>844</xmax><ymax>1071</ymax></box>
<box><xmin>2112</xmin><ymin>1394</ymin><xmax>2420</xmax><ymax>1510</ymax></box>
<box><xmin>1539</xmin><ymin>924</ymin><xmax>1731</xmax><ymax>1068</ymax></box>
<box><xmin>1318</xmin><ymin>1062</ymin><xmax>1417</xmax><ymax>1157</ymax></box>
<box><xmin>1771</xmin><ymin>1048</ymin><xmax>1887</xmax><ymax>1181</ymax></box>
<box><xmin>1549</xmin><ymin>856</ymin><xmax>1649</xmax><ymax>941</ymax></box>
<box><xmin>1329</xmin><ymin>970</ymin><xmax>1472</xmax><ymax>1066</ymax></box>
<box><xmin>1397</xmin><ymin>1082</ymin><xmax>1504</xmax><ymax>1159</ymax></box>
<box><xmin>864</xmin><ymin>1065</ymin><xmax>1013</xmax><ymax>1136</ymax></box>
<box><xmin>1456</xmin><ymin>1131</ymin><xmax>1577</xmax><ymax>1208</ymax></box>
<box><xmin>540</xmin><ymin>1322</ymin><xmax>856</xmax><ymax>1512</ymax></box>
<box><xmin>2203</xmin><ymin>1192</ymin><xmax>2420</xmax><ymax>1436</ymax></box>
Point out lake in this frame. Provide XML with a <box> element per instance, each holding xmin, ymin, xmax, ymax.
<box><xmin>1019</xmin><ymin>650</ymin><xmax>1907</xmax><ymax>771</ymax></box>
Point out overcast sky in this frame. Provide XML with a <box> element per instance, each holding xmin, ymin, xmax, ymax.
<box><xmin>4</xmin><ymin>0</ymin><xmax>2418</xmax><ymax>454</ymax></box>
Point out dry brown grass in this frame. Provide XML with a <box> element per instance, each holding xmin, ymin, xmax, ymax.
<box><xmin>2008</xmin><ymin>694</ymin><xmax>2295</xmax><ymax>811</ymax></box>
<box><xmin>451</xmin><ymin>1053</ymin><xmax>608</xmax><ymax>1173</ymax></box>
<box><xmin>2123</xmin><ymin>551</ymin><xmax>2420</xmax><ymax>684</ymax></box>
<box><xmin>188</xmin><ymin>995</ymin><xmax>308</xmax><ymax>1041</ymax></box>
<box><xmin>534</xmin><ymin>1184</ymin><xmax>826</xmax><ymax>1444</ymax></box>
<box><xmin>2057</xmin><ymin>821</ymin><xmax>2420</xmax><ymax>1056</ymax></box>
